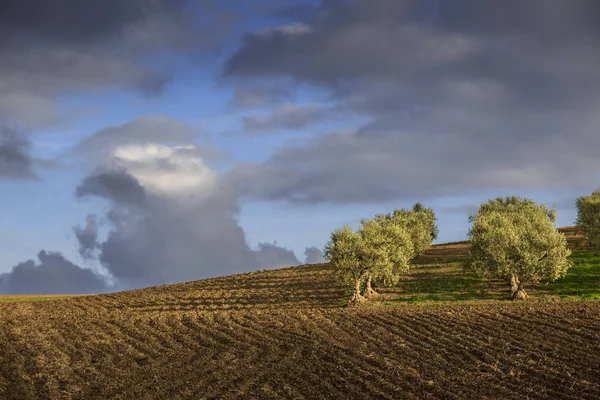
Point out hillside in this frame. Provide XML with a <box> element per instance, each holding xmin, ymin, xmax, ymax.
<box><xmin>1</xmin><ymin>231</ymin><xmax>599</xmax><ymax>399</ymax></box>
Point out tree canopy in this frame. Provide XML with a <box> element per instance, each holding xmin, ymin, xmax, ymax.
<box><xmin>324</xmin><ymin>225</ymin><xmax>366</xmax><ymax>304</ymax></box>
<box><xmin>576</xmin><ymin>189</ymin><xmax>600</xmax><ymax>249</ymax></box>
<box><xmin>325</xmin><ymin>215</ymin><xmax>415</xmax><ymax>304</ymax></box>
<box><xmin>466</xmin><ymin>197</ymin><xmax>571</xmax><ymax>300</ymax></box>
<box><xmin>360</xmin><ymin>218</ymin><xmax>414</xmax><ymax>297</ymax></box>
<box><xmin>374</xmin><ymin>203</ymin><xmax>438</xmax><ymax>258</ymax></box>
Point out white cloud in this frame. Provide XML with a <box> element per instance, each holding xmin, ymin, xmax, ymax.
<box><xmin>111</xmin><ymin>144</ymin><xmax>219</xmax><ymax>197</ymax></box>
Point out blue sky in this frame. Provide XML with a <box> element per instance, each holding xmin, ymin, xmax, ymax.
<box><xmin>1</xmin><ymin>0</ymin><xmax>598</xmax><ymax>293</ymax></box>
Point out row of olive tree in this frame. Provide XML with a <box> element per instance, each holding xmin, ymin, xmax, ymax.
<box><xmin>324</xmin><ymin>203</ymin><xmax>437</xmax><ymax>305</ymax></box>
<box><xmin>326</xmin><ymin>194</ymin><xmax>591</xmax><ymax>303</ymax></box>
<box><xmin>326</xmin><ymin>190</ymin><xmax>600</xmax><ymax>304</ymax></box>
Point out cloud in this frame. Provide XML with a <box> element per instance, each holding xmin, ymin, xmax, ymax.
<box><xmin>0</xmin><ymin>0</ymin><xmax>238</xmax><ymax>128</ymax></box>
<box><xmin>0</xmin><ymin>95</ymin><xmax>62</xmax><ymax>128</ymax></box>
<box><xmin>77</xmin><ymin>168</ymin><xmax>147</xmax><ymax>206</ymax></box>
<box><xmin>242</xmin><ymin>102</ymin><xmax>331</xmax><ymax>134</ymax></box>
<box><xmin>0</xmin><ymin>126</ymin><xmax>36</xmax><ymax>179</ymax></box>
<box><xmin>0</xmin><ymin>250</ymin><xmax>109</xmax><ymax>295</ymax></box>
<box><xmin>71</xmin><ymin>126</ymin><xmax>321</xmax><ymax>289</ymax></box>
<box><xmin>440</xmin><ymin>204</ymin><xmax>480</xmax><ymax>217</ymax></box>
<box><xmin>72</xmin><ymin>139</ymin><xmax>260</xmax><ymax>289</ymax></box>
<box><xmin>110</xmin><ymin>144</ymin><xmax>222</xmax><ymax>196</ymax></box>
<box><xmin>304</xmin><ymin>246</ymin><xmax>325</xmax><ymax>264</ymax></box>
<box><xmin>72</xmin><ymin>116</ymin><xmax>230</xmax><ymax>170</ymax></box>
<box><xmin>76</xmin><ymin>116</ymin><xmax>199</xmax><ymax>159</ymax></box>
<box><xmin>73</xmin><ymin>215</ymin><xmax>99</xmax><ymax>260</ymax></box>
<box><xmin>224</xmin><ymin>0</ymin><xmax>600</xmax><ymax>204</ymax></box>
<box><xmin>254</xmin><ymin>242</ymin><xmax>300</xmax><ymax>269</ymax></box>
<box><xmin>272</xmin><ymin>2</ymin><xmax>320</xmax><ymax>23</ymax></box>
<box><xmin>229</xmin><ymin>85</ymin><xmax>292</xmax><ymax>108</ymax></box>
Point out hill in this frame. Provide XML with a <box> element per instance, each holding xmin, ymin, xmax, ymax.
<box><xmin>1</xmin><ymin>230</ymin><xmax>599</xmax><ymax>399</ymax></box>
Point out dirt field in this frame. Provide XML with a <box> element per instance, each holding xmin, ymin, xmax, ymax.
<box><xmin>0</xmin><ymin>294</ymin><xmax>84</xmax><ymax>303</ymax></box>
<box><xmin>1</xmin><ymin>272</ymin><xmax>599</xmax><ymax>399</ymax></box>
<box><xmin>1</xmin><ymin>227</ymin><xmax>598</xmax><ymax>399</ymax></box>
<box><xmin>2</xmin><ymin>298</ymin><xmax>599</xmax><ymax>399</ymax></box>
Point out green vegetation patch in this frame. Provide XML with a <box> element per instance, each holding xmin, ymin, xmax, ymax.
<box><xmin>382</xmin><ymin>263</ymin><xmax>505</xmax><ymax>304</ymax></box>
<box><xmin>382</xmin><ymin>250</ymin><xmax>600</xmax><ymax>304</ymax></box>
<box><xmin>538</xmin><ymin>250</ymin><xmax>600</xmax><ymax>300</ymax></box>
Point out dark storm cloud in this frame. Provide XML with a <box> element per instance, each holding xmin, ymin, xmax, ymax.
<box><xmin>0</xmin><ymin>0</ymin><xmax>236</xmax><ymax>128</ymax></box>
<box><xmin>95</xmin><ymin>200</ymin><xmax>260</xmax><ymax>288</ymax></box>
<box><xmin>225</xmin><ymin>0</ymin><xmax>600</xmax><ymax>204</ymax></box>
<box><xmin>254</xmin><ymin>242</ymin><xmax>300</xmax><ymax>269</ymax></box>
<box><xmin>0</xmin><ymin>126</ymin><xmax>36</xmax><ymax>179</ymax></box>
<box><xmin>73</xmin><ymin>215</ymin><xmax>99</xmax><ymax>260</ymax></box>
<box><xmin>76</xmin><ymin>168</ymin><xmax>147</xmax><ymax>206</ymax></box>
<box><xmin>304</xmin><ymin>247</ymin><xmax>325</xmax><ymax>264</ymax></box>
<box><xmin>0</xmin><ymin>251</ymin><xmax>108</xmax><ymax>295</ymax></box>
<box><xmin>88</xmin><ymin>185</ymin><xmax>260</xmax><ymax>289</ymax></box>
<box><xmin>273</xmin><ymin>2</ymin><xmax>320</xmax><ymax>23</ymax></box>
<box><xmin>0</xmin><ymin>0</ymin><xmax>184</xmax><ymax>43</ymax></box>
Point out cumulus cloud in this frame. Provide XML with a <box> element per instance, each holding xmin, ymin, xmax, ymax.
<box><xmin>225</xmin><ymin>0</ymin><xmax>600</xmax><ymax>204</ymax></box>
<box><xmin>72</xmin><ymin>131</ymin><xmax>260</xmax><ymax>289</ymax></box>
<box><xmin>110</xmin><ymin>144</ymin><xmax>221</xmax><ymax>196</ymax></box>
<box><xmin>0</xmin><ymin>126</ymin><xmax>36</xmax><ymax>179</ymax></box>
<box><xmin>69</xmin><ymin>120</ymin><xmax>325</xmax><ymax>289</ymax></box>
<box><xmin>9</xmin><ymin>113</ymin><xmax>321</xmax><ymax>292</ymax></box>
<box><xmin>0</xmin><ymin>251</ymin><xmax>108</xmax><ymax>295</ymax></box>
<box><xmin>254</xmin><ymin>242</ymin><xmax>300</xmax><ymax>269</ymax></box>
<box><xmin>304</xmin><ymin>246</ymin><xmax>325</xmax><ymax>264</ymax></box>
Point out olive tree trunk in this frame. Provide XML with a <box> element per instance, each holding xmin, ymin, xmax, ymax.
<box><xmin>510</xmin><ymin>274</ymin><xmax>520</xmax><ymax>296</ymax></box>
<box><xmin>511</xmin><ymin>280</ymin><xmax>528</xmax><ymax>301</ymax></box>
<box><xmin>348</xmin><ymin>277</ymin><xmax>366</xmax><ymax>306</ymax></box>
<box><xmin>362</xmin><ymin>275</ymin><xmax>379</xmax><ymax>299</ymax></box>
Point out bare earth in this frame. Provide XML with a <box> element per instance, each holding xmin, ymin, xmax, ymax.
<box><xmin>0</xmin><ymin>227</ymin><xmax>598</xmax><ymax>399</ymax></box>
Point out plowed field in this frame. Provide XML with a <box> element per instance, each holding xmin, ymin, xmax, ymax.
<box><xmin>1</xmin><ymin>233</ymin><xmax>599</xmax><ymax>399</ymax></box>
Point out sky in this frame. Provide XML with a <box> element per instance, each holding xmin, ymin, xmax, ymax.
<box><xmin>1</xmin><ymin>0</ymin><xmax>599</xmax><ymax>294</ymax></box>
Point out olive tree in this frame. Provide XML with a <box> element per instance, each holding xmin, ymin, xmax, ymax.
<box><xmin>324</xmin><ymin>219</ymin><xmax>414</xmax><ymax>305</ymax></box>
<box><xmin>324</xmin><ymin>226</ymin><xmax>367</xmax><ymax>304</ymax></box>
<box><xmin>576</xmin><ymin>189</ymin><xmax>600</xmax><ymax>249</ymax></box>
<box><xmin>375</xmin><ymin>202</ymin><xmax>438</xmax><ymax>258</ymax></box>
<box><xmin>359</xmin><ymin>218</ymin><xmax>414</xmax><ymax>299</ymax></box>
<box><xmin>412</xmin><ymin>202</ymin><xmax>439</xmax><ymax>242</ymax></box>
<box><xmin>466</xmin><ymin>197</ymin><xmax>571</xmax><ymax>300</ymax></box>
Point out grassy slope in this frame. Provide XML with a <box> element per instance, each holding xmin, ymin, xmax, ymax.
<box><xmin>380</xmin><ymin>249</ymin><xmax>600</xmax><ymax>304</ymax></box>
<box><xmin>375</xmin><ymin>226</ymin><xmax>600</xmax><ymax>304</ymax></box>
<box><xmin>0</xmin><ymin>227</ymin><xmax>599</xmax><ymax>399</ymax></box>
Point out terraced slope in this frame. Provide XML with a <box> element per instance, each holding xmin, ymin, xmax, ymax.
<box><xmin>1</xmin><ymin>240</ymin><xmax>599</xmax><ymax>399</ymax></box>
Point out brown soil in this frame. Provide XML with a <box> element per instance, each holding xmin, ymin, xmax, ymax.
<box><xmin>1</xmin><ymin>259</ymin><xmax>599</xmax><ymax>399</ymax></box>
